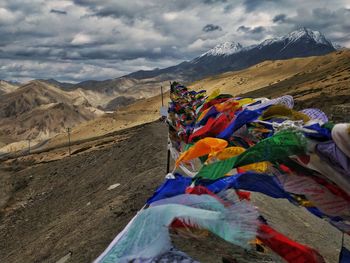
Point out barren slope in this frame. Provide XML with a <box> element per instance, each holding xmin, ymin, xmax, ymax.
<box><xmin>0</xmin><ymin>80</ymin><xmax>103</xmax><ymax>145</ymax></box>
<box><xmin>44</xmin><ymin>50</ymin><xmax>350</xmax><ymax>151</ymax></box>
<box><xmin>190</xmin><ymin>50</ymin><xmax>350</xmax><ymax>98</ymax></box>
<box><xmin>62</xmin><ymin>77</ymin><xmax>170</xmax><ymax>109</ymax></box>
<box><xmin>43</xmin><ymin>91</ymin><xmax>170</xmax><ymax>149</ymax></box>
<box><xmin>0</xmin><ymin>121</ymin><xmax>348</xmax><ymax>263</ymax></box>
<box><xmin>0</xmin><ymin>80</ymin><xmax>18</xmax><ymax>95</ymax></box>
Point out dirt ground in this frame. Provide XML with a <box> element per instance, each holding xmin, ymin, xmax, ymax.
<box><xmin>1</xmin><ymin>121</ymin><xmax>349</xmax><ymax>263</ymax></box>
<box><xmin>0</xmin><ymin>122</ymin><xmax>168</xmax><ymax>263</ymax></box>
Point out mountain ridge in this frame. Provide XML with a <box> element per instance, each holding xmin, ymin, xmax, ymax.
<box><xmin>30</xmin><ymin>27</ymin><xmax>337</xmax><ymax>91</ymax></box>
<box><xmin>0</xmin><ymin>80</ymin><xmax>103</xmax><ymax>143</ymax></box>
<box><xmin>124</xmin><ymin>27</ymin><xmax>336</xmax><ymax>82</ymax></box>
<box><xmin>0</xmin><ymin>80</ymin><xmax>19</xmax><ymax>95</ymax></box>
<box><xmin>198</xmin><ymin>27</ymin><xmax>336</xmax><ymax>58</ymax></box>
<box><xmin>41</xmin><ymin>50</ymin><xmax>350</xmax><ymax>151</ymax></box>
<box><xmin>0</xmin><ymin>27</ymin><xmax>342</xmax><ymax>146</ymax></box>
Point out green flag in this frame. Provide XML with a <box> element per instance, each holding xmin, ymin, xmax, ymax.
<box><xmin>196</xmin><ymin>131</ymin><xmax>307</xmax><ymax>180</ymax></box>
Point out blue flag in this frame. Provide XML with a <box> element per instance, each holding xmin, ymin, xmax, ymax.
<box><xmin>147</xmin><ymin>172</ymin><xmax>293</xmax><ymax>205</ymax></box>
<box><xmin>205</xmin><ymin>172</ymin><xmax>292</xmax><ymax>199</ymax></box>
<box><xmin>146</xmin><ymin>173</ymin><xmax>191</xmax><ymax>204</ymax></box>
<box><xmin>339</xmin><ymin>246</ymin><xmax>350</xmax><ymax>263</ymax></box>
<box><xmin>217</xmin><ymin>108</ymin><xmax>263</xmax><ymax>140</ymax></box>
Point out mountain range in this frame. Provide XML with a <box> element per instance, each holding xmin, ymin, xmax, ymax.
<box><xmin>40</xmin><ymin>49</ymin><xmax>350</xmax><ymax>153</ymax></box>
<box><xmin>128</xmin><ymin>27</ymin><xmax>336</xmax><ymax>81</ymax></box>
<box><xmin>2</xmin><ymin>27</ymin><xmax>337</xmax><ymax>110</ymax></box>
<box><xmin>1</xmin><ymin>39</ymin><xmax>349</xmax><ymax>263</ymax></box>
<box><xmin>0</xmin><ymin>27</ymin><xmax>343</xmax><ymax>146</ymax></box>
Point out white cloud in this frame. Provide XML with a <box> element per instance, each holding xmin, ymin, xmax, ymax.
<box><xmin>0</xmin><ymin>7</ymin><xmax>17</xmax><ymax>24</ymax></box>
<box><xmin>152</xmin><ymin>47</ymin><xmax>161</xmax><ymax>53</ymax></box>
<box><xmin>0</xmin><ymin>0</ymin><xmax>348</xmax><ymax>82</ymax></box>
<box><xmin>163</xmin><ymin>12</ymin><xmax>178</xmax><ymax>21</ymax></box>
<box><xmin>71</xmin><ymin>33</ymin><xmax>94</xmax><ymax>45</ymax></box>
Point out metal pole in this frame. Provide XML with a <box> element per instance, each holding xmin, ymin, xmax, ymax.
<box><xmin>67</xmin><ymin>127</ymin><xmax>71</xmax><ymax>155</ymax></box>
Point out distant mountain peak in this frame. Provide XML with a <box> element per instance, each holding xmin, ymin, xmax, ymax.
<box><xmin>199</xmin><ymin>27</ymin><xmax>333</xmax><ymax>58</ymax></box>
<box><xmin>286</xmin><ymin>27</ymin><xmax>331</xmax><ymax>45</ymax></box>
<box><xmin>333</xmin><ymin>43</ymin><xmax>345</xmax><ymax>50</ymax></box>
<box><xmin>259</xmin><ymin>27</ymin><xmax>333</xmax><ymax>48</ymax></box>
<box><xmin>201</xmin><ymin>41</ymin><xmax>243</xmax><ymax>57</ymax></box>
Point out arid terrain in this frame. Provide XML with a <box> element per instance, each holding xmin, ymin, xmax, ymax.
<box><xmin>1</xmin><ymin>50</ymin><xmax>350</xmax><ymax>263</ymax></box>
<box><xmin>0</xmin><ymin>81</ymin><xmax>104</xmax><ymax>146</ymax></box>
<box><xmin>0</xmin><ymin>121</ymin><xmax>349</xmax><ymax>263</ymax></box>
<box><xmin>2</xmin><ymin>50</ymin><xmax>349</xmax><ymax>157</ymax></box>
<box><xmin>40</xmin><ymin>49</ymin><xmax>350</xmax><ymax>151</ymax></box>
<box><xmin>0</xmin><ymin>80</ymin><xmax>19</xmax><ymax>95</ymax></box>
<box><xmin>1</xmin><ymin>0</ymin><xmax>349</xmax><ymax>261</ymax></box>
<box><xmin>191</xmin><ymin>50</ymin><xmax>350</xmax><ymax>120</ymax></box>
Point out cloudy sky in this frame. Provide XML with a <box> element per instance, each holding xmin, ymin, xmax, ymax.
<box><xmin>0</xmin><ymin>0</ymin><xmax>349</xmax><ymax>83</ymax></box>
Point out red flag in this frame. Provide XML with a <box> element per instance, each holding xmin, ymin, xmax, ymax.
<box><xmin>258</xmin><ymin>224</ymin><xmax>325</xmax><ymax>263</ymax></box>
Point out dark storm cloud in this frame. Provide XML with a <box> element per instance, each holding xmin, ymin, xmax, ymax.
<box><xmin>202</xmin><ymin>0</ymin><xmax>227</xmax><ymax>4</ymax></box>
<box><xmin>73</xmin><ymin>0</ymin><xmax>228</xmax><ymax>20</ymax></box>
<box><xmin>0</xmin><ymin>0</ymin><xmax>349</xmax><ymax>82</ymax></box>
<box><xmin>203</xmin><ymin>24</ymin><xmax>222</xmax><ymax>32</ymax></box>
<box><xmin>277</xmin><ymin>8</ymin><xmax>350</xmax><ymax>28</ymax></box>
<box><xmin>2</xmin><ymin>1</ymin><xmax>43</xmax><ymax>15</ymax></box>
<box><xmin>242</xmin><ymin>0</ymin><xmax>283</xmax><ymax>12</ymax></box>
<box><xmin>269</xmin><ymin>7</ymin><xmax>350</xmax><ymax>44</ymax></box>
<box><xmin>50</xmin><ymin>9</ymin><xmax>67</xmax><ymax>15</ymax></box>
<box><xmin>237</xmin><ymin>26</ymin><xmax>250</xmax><ymax>33</ymax></box>
<box><xmin>76</xmin><ymin>48</ymin><xmax>181</xmax><ymax>61</ymax></box>
<box><xmin>273</xmin><ymin>14</ymin><xmax>287</xmax><ymax>23</ymax></box>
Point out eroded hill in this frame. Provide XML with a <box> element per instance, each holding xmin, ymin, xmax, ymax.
<box><xmin>2</xmin><ymin>50</ymin><xmax>349</xmax><ymax>157</ymax></box>
<box><xmin>43</xmin><ymin>50</ymin><xmax>349</xmax><ymax>151</ymax></box>
<box><xmin>0</xmin><ymin>80</ymin><xmax>103</xmax><ymax>145</ymax></box>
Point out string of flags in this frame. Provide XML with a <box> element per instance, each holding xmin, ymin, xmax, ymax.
<box><xmin>95</xmin><ymin>82</ymin><xmax>350</xmax><ymax>262</ymax></box>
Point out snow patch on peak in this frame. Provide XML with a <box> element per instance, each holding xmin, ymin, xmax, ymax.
<box><xmin>286</xmin><ymin>27</ymin><xmax>330</xmax><ymax>45</ymax></box>
<box><xmin>332</xmin><ymin>43</ymin><xmax>344</xmax><ymax>50</ymax></box>
<box><xmin>258</xmin><ymin>37</ymin><xmax>283</xmax><ymax>47</ymax></box>
<box><xmin>201</xmin><ymin>42</ymin><xmax>243</xmax><ymax>57</ymax></box>
<box><xmin>257</xmin><ymin>27</ymin><xmax>333</xmax><ymax>49</ymax></box>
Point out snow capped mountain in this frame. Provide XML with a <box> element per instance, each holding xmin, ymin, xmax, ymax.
<box><xmin>333</xmin><ymin>43</ymin><xmax>345</xmax><ymax>50</ymax></box>
<box><xmin>257</xmin><ymin>27</ymin><xmax>333</xmax><ymax>49</ymax></box>
<box><xmin>199</xmin><ymin>28</ymin><xmax>334</xmax><ymax>57</ymax></box>
<box><xmin>286</xmin><ymin>27</ymin><xmax>331</xmax><ymax>45</ymax></box>
<box><xmin>200</xmin><ymin>41</ymin><xmax>243</xmax><ymax>57</ymax></box>
<box><xmin>127</xmin><ymin>27</ymin><xmax>335</xmax><ymax>81</ymax></box>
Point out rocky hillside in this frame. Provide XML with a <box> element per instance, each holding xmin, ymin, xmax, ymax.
<box><xmin>39</xmin><ymin>49</ymin><xmax>349</xmax><ymax>151</ymax></box>
<box><xmin>0</xmin><ymin>80</ymin><xmax>102</xmax><ymax>143</ymax></box>
<box><xmin>0</xmin><ymin>121</ymin><xmax>348</xmax><ymax>263</ymax></box>
<box><xmin>0</xmin><ymin>80</ymin><xmax>19</xmax><ymax>95</ymax></box>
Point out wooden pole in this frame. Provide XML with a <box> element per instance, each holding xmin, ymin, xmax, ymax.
<box><xmin>161</xmin><ymin>86</ymin><xmax>164</xmax><ymax>107</ymax></box>
<box><xmin>166</xmin><ymin>82</ymin><xmax>171</xmax><ymax>173</ymax></box>
<box><xmin>166</xmin><ymin>147</ymin><xmax>170</xmax><ymax>174</ymax></box>
<box><xmin>67</xmin><ymin>127</ymin><xmax>71</xmax><ymax>155</ymax></box>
